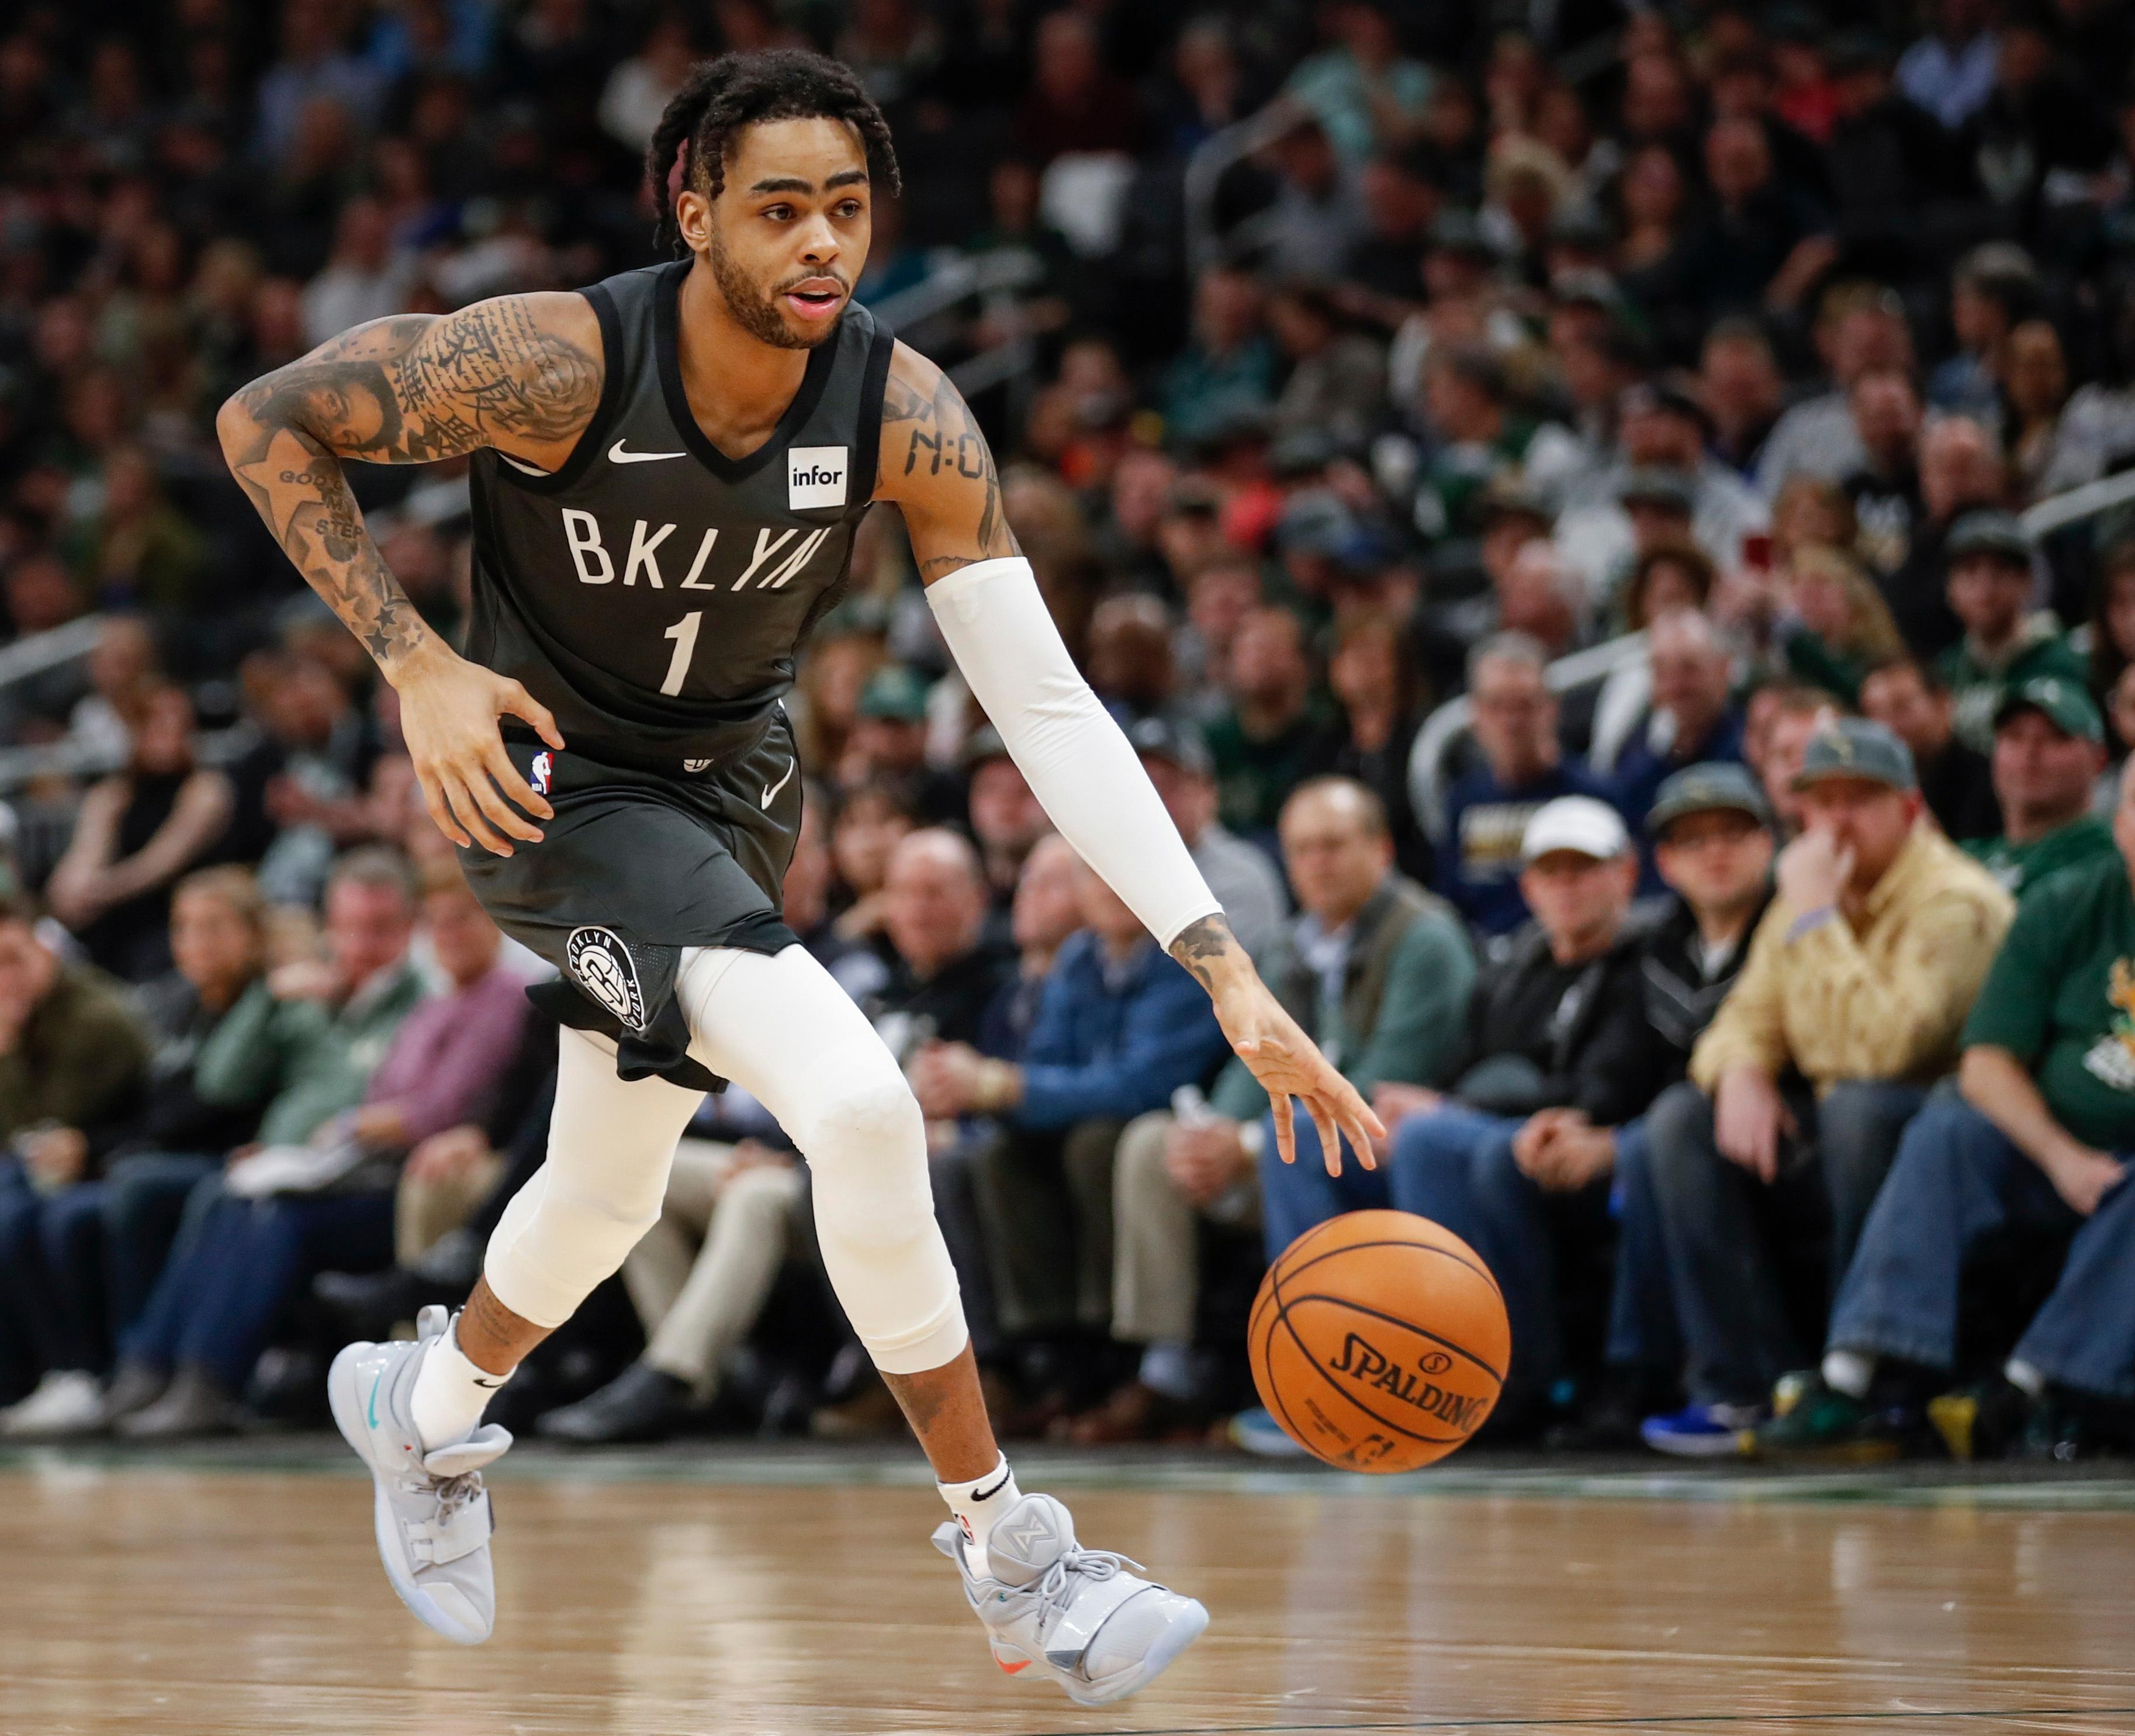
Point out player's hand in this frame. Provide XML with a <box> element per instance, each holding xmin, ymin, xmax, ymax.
<box><xmin>1208</xmin><ymin>973</ymin><xmax>1383</xmax><ymax>1177</ymax></box>
<box><xmin>392</xmin><ymin>638</ymin><xmax>563</xmax><ymax>856</ymax></box>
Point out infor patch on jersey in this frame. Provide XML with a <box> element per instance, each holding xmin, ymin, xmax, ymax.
<box><xmin>787</xmin><ymin>445</ymin><xmax>848</xmax><ymax>509</ymax></box>
<box><xmin>566</xmin><ymin>925</ymin><xmax>648</xmax><ymax>1030</ymax></box>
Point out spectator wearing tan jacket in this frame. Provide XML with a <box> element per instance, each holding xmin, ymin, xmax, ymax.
<box><xmin>1640</xmin><ymin>718</ymin><xmax>2014</xmax><ymax>1455</ymax></box>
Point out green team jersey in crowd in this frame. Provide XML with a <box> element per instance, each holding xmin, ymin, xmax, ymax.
<box><xmin>1936</xmin><ymin>620</ymin><xmax>2090</xmax><ymax>754</ymax></box>
<box><xmin>1962</xmin><ymin>850</ymin><xmax>2135</xmax><ymax>1151</ymax></box>
<box><xmin>1961</xmin><ymin>814</ymin><xmax>2119</xmax><ymax>901</ymax></box>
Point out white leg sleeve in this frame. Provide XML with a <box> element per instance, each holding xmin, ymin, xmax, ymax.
<box><xmin>677</xmin><ymin>943</ymin><xmax>968</xmax><ymax>1375</ymax></box>
<box><xmin>482</xmin><ymin>1025</ymin><xmax>706</xmax><ymax>1330</ymax></box>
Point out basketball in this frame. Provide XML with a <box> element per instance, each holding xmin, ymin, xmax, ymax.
<box><xmin>1248</xmin><ymin>1210</ymin><xmax>1511</xmax><ymax>1473</ymax></box>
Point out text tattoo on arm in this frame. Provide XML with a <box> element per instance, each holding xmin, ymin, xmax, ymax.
<box><xmin>882</xmin><ymin>363</ymin><xmax>1016</xmax><ymax>580</ymax></box>
<box><xmin>220</xmin><ymin>299</ymin><xmax>600</xmax><ymax>672</ymax></box>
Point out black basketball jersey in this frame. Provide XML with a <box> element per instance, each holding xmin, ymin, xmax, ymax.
<box><xmin>465</xmin><ymin>260</ymin><xmax>894</xmax><ymax>765</ymax></box>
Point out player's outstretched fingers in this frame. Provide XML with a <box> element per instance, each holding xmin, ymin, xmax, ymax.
<box><xmin>478</xmin><ymin>738</ymin><xmax>550</xmax><ymax>835</ymax></box>
<box><xmin>416</xmin><ymin>769</ymin><xmax>472</xmax><ymax>850</ymax></box>
<box><xmin>1269</xmin><ymin>1092</ymin><xmax>1297</xmax><ymax>1167</ymax></box>
<box><xmin>1309</xmin><ymin>1099</ymin><xmax>1344</xmax><ymax>1178</ymax></box>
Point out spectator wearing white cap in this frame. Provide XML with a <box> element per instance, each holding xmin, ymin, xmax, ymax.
<box><xmin>1641</xmin><ymin>716</ymin><xmax>2015</xmax><ymax>1455</ymax></box>
<box><xmin>1373</xmin><ymin>794</ymin><xmax>1663</xmax><ymax>1434</ymax></box>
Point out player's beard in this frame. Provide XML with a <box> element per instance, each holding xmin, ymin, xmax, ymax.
<box><xmin>707</xmin><ymin>228</ymin><xmax>844</xmax><ymax>351</ymax></box>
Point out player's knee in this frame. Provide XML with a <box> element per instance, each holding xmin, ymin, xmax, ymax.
<box><xmin>800</xmin><ymin>1063</ymin><xmax>933</xmax><ymax>1251</ymax></box>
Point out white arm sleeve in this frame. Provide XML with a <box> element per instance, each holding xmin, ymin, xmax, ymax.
<box><xmin>926</xmin><ymin>556</ymin><xmax>1223</xmax><ymax>950</ymax></box>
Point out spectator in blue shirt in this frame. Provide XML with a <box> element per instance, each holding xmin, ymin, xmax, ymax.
<box><xmin>1611</xmin><ymin>610</ymin><xmax>1748</xmax><ymax>855</ymax></box>
<box><xmin>912</xmin><ymin>852</ymin><xmax>1230</xmax><ymax>1415</ymax></box>
<box><xmin>1438</xmin><ymin>632</ymin><xmax>1614</xmax><ymax>938</ymax></box>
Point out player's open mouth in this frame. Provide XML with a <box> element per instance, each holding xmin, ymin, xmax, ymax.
<box><xmin>783</xmin><ymin>281</ymin><xmax>844</xmax><ymax>320</ymax></box>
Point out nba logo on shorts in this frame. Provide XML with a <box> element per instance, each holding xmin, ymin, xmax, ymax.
<box><xmin>530</xmin><ymin>750</ymin><xmax>553</xmax><ymax>796</ymax></box>
<box><xmin>787</xmin><ymin>445</ymin><xmax>848</xmax><ymax>509</ymax></box>
<box><xmin>566</xmin><ymin>926</ymin><xmax>648</xmax><ymax>1030</ymax></box>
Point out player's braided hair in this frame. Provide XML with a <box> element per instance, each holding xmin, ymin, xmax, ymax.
<box><xmin>646</xmin><ymin>50</ymin><xmax>901</xmax><ymax>258</ymax></box>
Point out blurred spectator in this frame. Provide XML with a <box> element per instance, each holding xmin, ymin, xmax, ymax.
<box><xmin>1257</xmin><ymin>119</ymin><xmax>1370</xmax><ymax>285</ymax></box>
<box><xmin>1757</xmin><ymin>288</ymin><xmax>1914</xmax><ymax>498</ymax></box>
<box><xmin>1610</xmin><ymin>611</ymin><xmax>1748</xmax><ymax>836</ymax></box>
<box><xmin>1015</xmin><ymin>9</ymin><xmax>1141</xmax><ymax>164</ymax></box>
<box><xmin>1930</xmin><ymin>245</ymin><xmax>2040</xmax><ymax>417</ymax></box>
<box><xmin>1775</xmin><ymin>545</ymin><xmax>1907</xmax><ymax>707</ymax></box>
<box><xmin>1897</xmin><ymin>0</ymin><xmax>1999</xmax><ymax>131</ymax></box>
<box><xmin>1283</xmin><ymin>0</ymin><xmax>1433</xmax><ymax>164</ymax></box>
<box><xmin>1159</xmin><ymin>265</ymin><xmax>1278</xmax><ymax>453</ymax></box>
<box><xmin>0</xmin><ymin>890</ymin><xmax>151</xmax><ymax>1416</ymax></box>
<box><xmin>840</xmin><ymin>665</ymin><xmax>963</xmax><ymax>824</ymax></box>
<box><xmin>1267</xmin><ymin>280</ymin><xmax>1385</xmax><ymax>449</ymax></box>
<box><xmin>926</xmin><ymin>852</ymin><xmax>1229</xmax><ymax>1417</ymax></box>
<box><xmin>1316</xmin><ymin>611</ymin><xmax>1429</xmax><ymax>880</ymax></box>
<box><xmin>1385</xmin><ymin>796</ymin><xmax>1658</xmax><ymax>1429</ymax></box>
<box><xmin>1126</xmin><ymin>717</ymin><xmax>1287</xmax><ymax>968</ymax></box>
<box><xmin>1758</xmin><ymin>756</ymin><xmax>2135</xmax><ymax>1458</ymax></box>
<box><xmin>1937</xmin><ymin>511</ymin><xmax>2088</xmax><ymax>753</ymax></box>
<box><xmin>1641</xmin><ymin>719</ymin><xmax>2014</xmax><ymax>1454</ymax></box>
<box><xmin>1962</xmin><ymin>679</ymin><xmax>2115</xmax><ymax>899</ymax></box>
<box><xmin>1841</xmin><ymin>371</ymin><xmax>1923</xmax><ymax>579</ymax></box>
<box><xmin>1204</xmin><ymin>606</ymin><xmax>1331</xmax><ymax>841</ymax></box>
<box><xmin>1882</xmin><ymin>414</ymin><xmax>2006</xmax><ymax>659</ymax></box>
<box><xmin>1860</xmin><ymin>658</ymin><xmax>2002</xmax><ymax>843</ymax></box>
<box><xmin>113</xmin><ymin>854</ymin><xmax>521</xmax><ymax>1438</ymax></box>
<box><xmin>1701</xmin><ymin>319</ymin><xmax>1787</xmax><ymax>479</ymax></box>
<box><xmin>1135</xmin><ymin>777</ymin><xmax>1471</xmax><ymax>1451</ymax></box>
<box><xmin>299</xmin><ymin>196</ymin><xmax>416</xmax><ymax>348</ymax></box>
<box><xmin>44</xmin><ymin>684</ymin><xmax>235</xmax><ymax>981</ymax></box>
<box><xmin>62</xmin><ymin>449</ymin><xmax>207</xmax><ymax>617</ymax></box>
<box><xmin>961</xmin><ymin>731</ymin><xmax>1049</xmax><ymax>919</ymax></box>
<box><xmin>1438</xmin><ymin>632</ymin><xmax>1610</xmax><ymax>937</ymax></box>
<box><xmin>828</xmin><ymin>783</ymin><xmax>918</xmax><ymax>947</ymax></box>
<box><xmin>1084</xmin><ymin>594</ymin><xmax>1177</xmax><ymax>724</ymax></box>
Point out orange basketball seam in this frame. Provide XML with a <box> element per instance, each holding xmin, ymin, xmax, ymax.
<box><xmin>1275</xmin><ymin>1235</ymin><xmax>1506</xmax><ymax>1301</ymax></box>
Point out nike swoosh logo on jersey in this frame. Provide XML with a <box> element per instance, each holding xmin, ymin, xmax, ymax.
<box><xmin>761</xmin><ymin>756</ymin><xmax>795</xmax><ymax>809</ymax></box>
<box><xmin>609</xmin><ymin>439</ymin><xmax>686</xmax><ymax>464</ymax></box>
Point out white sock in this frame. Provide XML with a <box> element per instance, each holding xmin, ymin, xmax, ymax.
<box><xmin>409</xmin><ymin>1315</ymin><xmax>510</xmax><ymax>1452</ymax></box>
<box><xmin>2004</xmin><ymin>1357</ymin><xmax>2047</xmax><ymax>1398</ymax></box>
<box><xmin>1822</xmin><ymin>1348</ymin><xmax>1875</xmax><ymax>1400</ymax></box>
<box><xmin>938</xmin><ymin>1453</ymin><xmax>1020</xmax><ymax>1580</ymax></box>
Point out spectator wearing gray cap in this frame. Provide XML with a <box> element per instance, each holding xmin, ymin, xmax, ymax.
<box><xmin>1960</xmin><ymin>679</ymin><xmax>2116</xmax><ymax>900</ymax></box>
<box><xmin>1641</xmin><ymin>717</ymin><xmax>2014</xmax><ymax>1455</ymax></box>
<box><xmin>1380</xmin><ymin>794</ymin><xmax>1662</xmax><ymax>1434</ymax></box>
<box><xmin>1120</xmin><ymin>717</ymin><xmax>1284</xmax><ymax>967</ymax></box>
<box><xmin>1935</xmin><ymin>511</ymin><xmax>2087</xmax><ymax>753</ymax></box>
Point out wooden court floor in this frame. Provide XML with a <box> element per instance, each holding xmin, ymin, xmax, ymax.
<box><xmin>3</xmin><ymin>1454</ymin><xmax>2133</xmax><ymax>1736</ymax></box>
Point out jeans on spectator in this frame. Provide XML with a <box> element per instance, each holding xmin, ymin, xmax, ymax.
<box><xmin>969</xmin><ymin>1119</ymin><xmax>1127</xmax><ymax>1338</ymax></box>
<box><xmin>0</xmin><ymin>1163</ymin><xmax>109</xmax><ymax>1382</ymax></box>
<box><xmin>102</xmin><ymin>1153</ymin><xmax>219</xmax><ymax>1339</ymax></box>
<box><xmin>122</xmin><ymin>1184</ymin><xmax>395</xmax><ymax>1393</ymax></box>
<box><xmin>1604</xmin><ymin>1118</ymin><xmax>1680</xmax><ymax>1384</ymax></box>
<box><xmin>1386</xmin><ymin>1104</ymin><xmax>1613</xmax><ymax>1408</ymax></box>
<box><xmin>1646</xmin><ymin>1077</ymin><xmax>1929</xmax><ymax>1405</ymax></box>
<box><xmin>1829</xmin><ymin>1088</ymin><xmax>2135</xmax><ymax>1401</ymax></box>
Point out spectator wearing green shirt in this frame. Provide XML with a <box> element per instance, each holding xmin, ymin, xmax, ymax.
<box><xmin>1962</xmin><ymin>678</ymin><xmax>2116</xmax><ymax>900</ymax></box>
<box><xmin>1203</xmin><ymin>607</ymin><xmax>1334</xmax><ymax>842</ymax></box>
<box><xmin>1756</xmin><ymin>756</ymin><xmax>2135</xmax><ymax>1459</ymax></box>
<box><xmin>1935</xmin><ymin>511</ymin><xmax>2088</xmax><ymax>752</ymax></box>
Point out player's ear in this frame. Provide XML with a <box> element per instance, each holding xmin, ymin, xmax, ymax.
<box><xmin>675</xmin><ymin>188</ymin><xmax>713</xmax><ymax>256</ymax></box>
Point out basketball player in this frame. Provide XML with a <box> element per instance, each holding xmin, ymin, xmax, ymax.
<box><xmin>217</xmin><ymin>50</ymin><xmax>1379</xmax><ymax>1706</ymax></box>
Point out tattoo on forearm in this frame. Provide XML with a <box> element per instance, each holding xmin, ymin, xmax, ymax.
<box><xmin>221</xmin><ymin>298</ymin><xmax>600</xmax><ymax>675</ymax></box>
<box><xmin>1169</xmin><ymin>914</ymin><xmax>1241</xmax><ymax>993</ymax></box>
<box><xmin>883</xmin><ymin>362</ymin><xmax>1018</xmax><ymax>580</ymax></box>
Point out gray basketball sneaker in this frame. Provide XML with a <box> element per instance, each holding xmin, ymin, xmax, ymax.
<box><xmin>327</xmin><ymin>1305</ymin><xmax>510</xmax><ymax>1645</ymax></box>
<box><xmin>932</xmin><ymin>1492</ymin><xmax>1208</xmax><ymax>1706</ymax></box>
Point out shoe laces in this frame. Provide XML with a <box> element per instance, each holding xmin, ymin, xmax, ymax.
<box><xmin>1025</xmin><ymin>1543</ymin><xmax>1143</xmax><ymax>1619</ymax></box>
<box><xmin>397</xmin><ymin>1465</ymin><xmax>485</xmax><ymax>1522</ymax></box>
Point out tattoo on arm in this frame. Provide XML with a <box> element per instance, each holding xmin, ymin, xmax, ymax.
<box><xmin>1169</xmin><ymin>914</ymin><xmax>1243</xmax><ymax>994</ymax></box>
<box><xmin>881</xmin><ymin>358</ymin><xmax>1019</xmax><ymax>581</ymax></box>
<box><xmin>217</xmin><ymin>298</ymin><xmax>601</xmax><ymax>676</ymax></box>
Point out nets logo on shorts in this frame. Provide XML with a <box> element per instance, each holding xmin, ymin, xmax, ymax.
<box><xmin>787</xmin><ymin>445</ymin><xmax>848</xmax><ymax>509</ymax></box>
<box><xmin>566</xmin><ymin>926</ymin><xmax>648</xmax><ymax>1030</ymax></box>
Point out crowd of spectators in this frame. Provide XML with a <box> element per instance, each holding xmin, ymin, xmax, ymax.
<box><xmin>3</xmin><ymin>0</ymin><xmax>2135</xmax><ymax>1462</ymax></box>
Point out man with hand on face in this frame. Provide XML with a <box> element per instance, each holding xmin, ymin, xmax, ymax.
<box><xmin>1640</xmin><ymin>719</ymin><xmax>2013</xmax><ymax>1455</ymax></box>
<box><xmin>1961</xmin><ymin>678</ymin><xmax>2115</xmax><ymax>901</ymax></box>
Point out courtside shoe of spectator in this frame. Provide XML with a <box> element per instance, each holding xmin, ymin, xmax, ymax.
<box><xmin>1226</xmin><ymin>1405</ymin><xmax>1309</xmax><ymax>1458</ymax></box>
<box><xmin>328</xmin><ymin>1305</ymin><xmax>510</xmax><ymax>1645</ymax></box>
<box><xmin>933</xmin><ymin>1492</ymin><xmax>1208</xmax><ymax>1706</ymax></box>
<box><xmin>1749</xmin><ymin>1371</ymin><xmax>1908</xmax><ymax>1461</ymax></box>
<box><xmin>1640</xmin><ymin>1400</ymin><xmax>1764</xmax><ymax>1457</ymax></box>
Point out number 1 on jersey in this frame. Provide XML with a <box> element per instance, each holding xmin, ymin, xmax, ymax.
<box><xmin>661</xmin><ymin>610</ymin><xmax>703</xmax><ymax>696</ymax></box>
